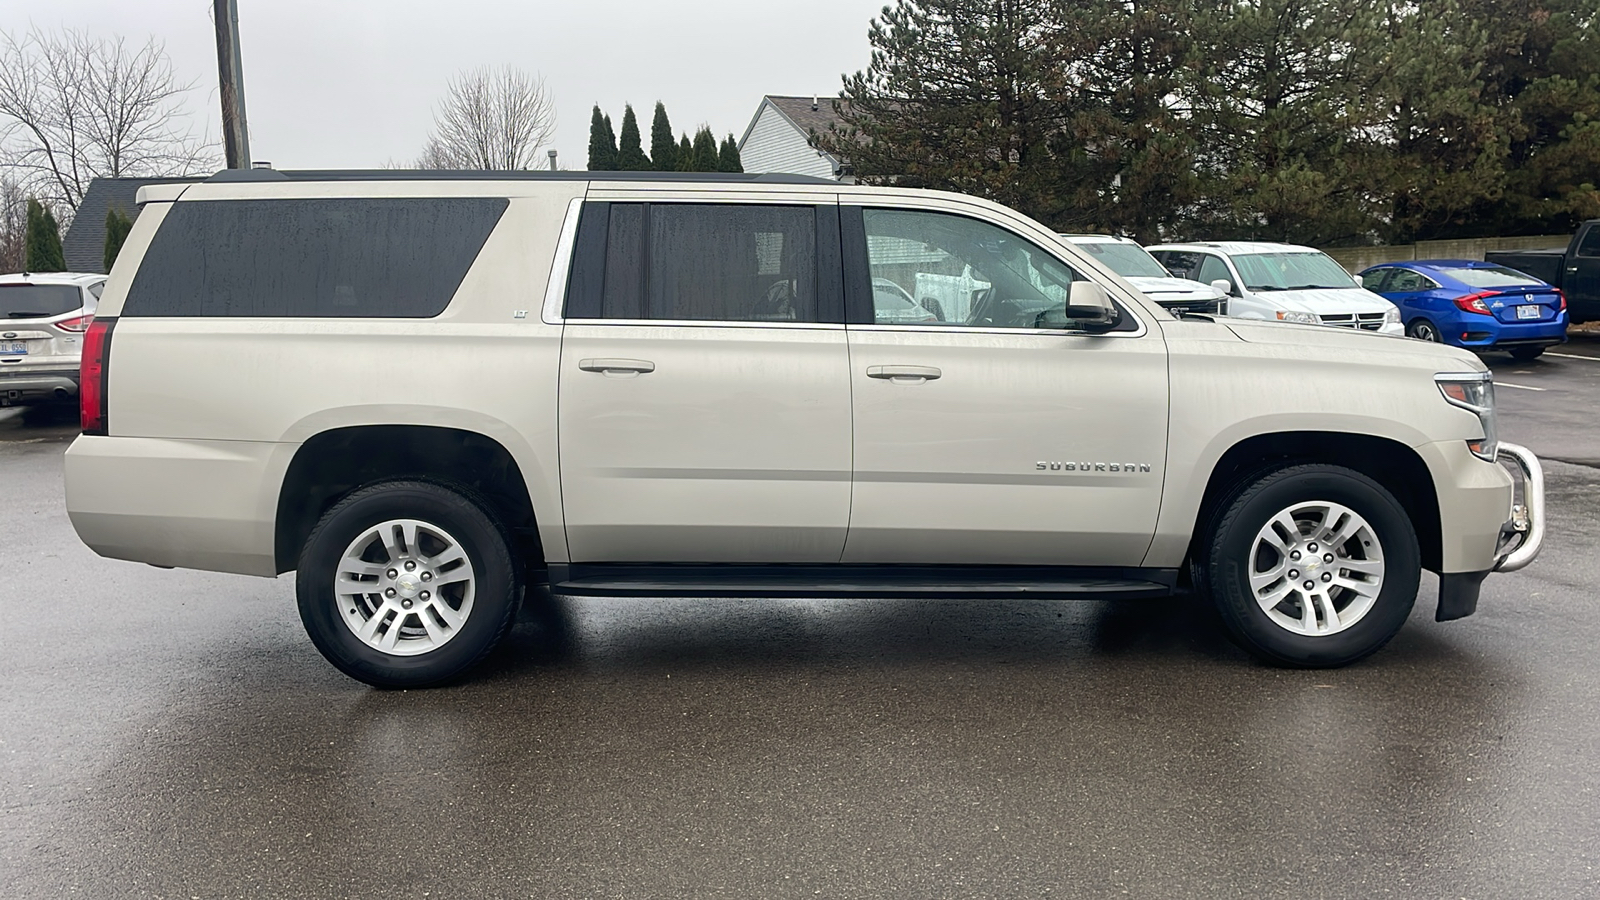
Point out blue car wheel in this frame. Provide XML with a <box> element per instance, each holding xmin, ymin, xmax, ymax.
<box><xmin>1406</xmin><ymin>318</ymin><xmax>1441</xmax><ymax>342</ymax></box>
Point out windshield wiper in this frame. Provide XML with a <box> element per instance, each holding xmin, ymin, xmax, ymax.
<box><xmin>1286</xmin><ymin>284</ymin><xmax>1341</xmax><ymax>290</ymax></box>
<box><xmin>5</xmin><ymin>311</ymin><xmax>52</xmax><ymax>318</ymax></box>
<box><xmin>1247</xmin><ymin>285</ymin><xmax>1287</xmax><ymax>291</ymax></box>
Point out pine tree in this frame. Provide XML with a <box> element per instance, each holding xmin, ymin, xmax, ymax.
<box><xmin>617</xmin><ymin>104</ymin><xmax>650</xmax><ymax>170</ymax></box>
<box><xmin>649</xmin><ymin>102</ymin><xmax>677</xmax><ymax>171</ymax></box>
<box><xmin>691</xmin><ymin>127</ymin><xmax>719</xmax><ymax>172</ymax></box>
<box><xmin>24</xmin><ymin>198</ymin><xmax>65</xmax><ymax>272</ymax></box>
<box><xmin>103</xmin><ymin>206</ymin><xmax>134</xmax><ymax>272</ymax></box>
<box><xmin>675</xmin><ymin>134</ymin><xmax>694</xmax><ymax>172</ymax></box>
<box><xmin>718</xmin><ymin>134</ymin><xmax>744</xmax><ymax>173</ymax></box>
<box><xmin>587</xmin><ymin>105</ymin><xmax>618</xmax><ymax>171</ymax></box>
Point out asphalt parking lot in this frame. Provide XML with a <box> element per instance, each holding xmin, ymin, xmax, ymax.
<box><xmin>2</xmin><ymin>335</ymin><xmax>1598</xmax><ymax>899</ymax></box>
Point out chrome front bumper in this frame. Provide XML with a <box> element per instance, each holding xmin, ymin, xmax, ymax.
<box><xmin>1493</xmin><ymin>442</ymin><xmax>1544</xmax><ymax>573</ymax></box>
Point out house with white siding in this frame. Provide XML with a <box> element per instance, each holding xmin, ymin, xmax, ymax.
<box><xmin>738</xmin><ymin>95</ymin><xmax>853</xmax><ymax>181</ymax></box>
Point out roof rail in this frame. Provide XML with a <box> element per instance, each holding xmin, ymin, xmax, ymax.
<box><xmin>202</xmin><ymin>168</ymin><xmax>838</xmax><ymax>186</ymax></box>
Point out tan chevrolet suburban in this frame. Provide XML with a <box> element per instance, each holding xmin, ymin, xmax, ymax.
<box><xmin>63</xmin><ymin>170</ymin><xmax>1544</xmax><ymax>687</ymax></box>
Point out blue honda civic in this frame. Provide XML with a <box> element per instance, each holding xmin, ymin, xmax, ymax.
<box><xmin>1357</xmin><ymin>259</ymin><xmax>1569</xmax><ymax>360</ymax></box>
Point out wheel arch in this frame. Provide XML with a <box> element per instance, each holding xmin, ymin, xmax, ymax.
<box><xmin>1188</xmin><ymin>431</ymin><xmax>1443</xmax><ymax>573</ymax></box>
<box><xmin>274</xmin><ymin>424</ymin><xmax>544</xmax><ymax>575</ymax></box>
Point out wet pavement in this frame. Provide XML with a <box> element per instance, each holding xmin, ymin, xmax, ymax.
<box><xmin>2</xmin><ymin>346</ymin><xmax>1598</xmax><ymax>898</ymax></box>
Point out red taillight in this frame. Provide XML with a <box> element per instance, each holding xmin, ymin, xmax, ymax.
<box><xmin>1453</xmin><ymin>291</ymin><xmax>1496</xmax><ymax>315</ymax></box>
<box><xmin>80</xmin><ymin>317</ymin><xmax>116</xmax><ymax>435</ymax></box>
<box><xmin>1557</xmin><ymin>288</ymin><xmax>1567</xmax><ymax>312</ymax></box>
<box><xmin>56</xmin><ymin>313</ymin><xmax>94</xmax><ymax>332</ymax></box>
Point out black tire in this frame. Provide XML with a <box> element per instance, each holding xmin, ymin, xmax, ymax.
<box><xmin>1406</xmin><ymin>318</ymin><xmax>1440</xmax><ymax>342</ymax></box>
<box><xmin>1200</xmin><ymin>464</ymin><xmax>1420</xmax><ymax>668</ymax></box>
<box><xmin>1508</xmin><ymin>345</ymin><xmax>1545</xmax><ymax>361</ymax></box>
<box><xmin>296</xmin><ymin>480</ymin><xmax>521</xmax><ymax>688</ymax></box>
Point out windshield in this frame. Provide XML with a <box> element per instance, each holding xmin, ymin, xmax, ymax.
<box><xmin>1440</xmin><ymin>265</ymin><xmax>1546</xmax><ymax>288</ymax></box>
<box><xmin>0</xmin><ymin>284</ymin><xmax>83</xmax><ymax>318</ymax></box>
<box><xmin>1233</xmin><ymin>252</ymin><xmax>1357</xmax><ymax>291</ymax></box>
<box><xmin>1071</xmin><ymin>241</ymin><xmax>1169</xmax><ymax>278</ymax></box>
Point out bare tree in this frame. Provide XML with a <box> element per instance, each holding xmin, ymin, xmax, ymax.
<box><xmin>419</xmin><ymin>66</ymin><xmax>555</xmax><ymax>170</ymax></box>
<box><xmin>0</xmin><ymin>28</ymin><xmax>216</xmax><ymax>219</ymax></box>
<box><xmin>0</xmin><ymin>170</ymin><xmax>26</xmax><ymax>272</ymax></box>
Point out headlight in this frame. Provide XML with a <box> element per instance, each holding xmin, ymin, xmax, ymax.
<box><xmin>1436</xmin><ymin>372</ymin><xmax>1497</xmax><ymax>461</ymax></box>
<box><xmin>1275</xmin><ymin>310</ymin><xmax>1320</xmax><ymax>325</ymax></box>
<box><xmin>1383</xmin><ymin>305</ymin><xmax>1401</xmax><ymax>325</ymax></box>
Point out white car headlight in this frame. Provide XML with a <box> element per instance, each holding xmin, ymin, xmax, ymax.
<box><xmin>1383</xmin><ymin>306</ymin><xmax>1401</xmax><ymax>325</ymax></box>
<box><xmin>1436</xmin><ymin>372</ymin><xmax>1497</xmax><ymax>461</ymax></box>
<box><xmin>1275</xmin><ymin>310</ymin><xmax>1320</xmax><ymax>325</ymax></box>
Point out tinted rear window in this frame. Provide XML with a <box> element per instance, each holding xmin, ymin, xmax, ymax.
<box><xmin>1439</xmin><ymin>265</ymin><xmax>1546</xmax><ymax>288</ymax></box>
<box><xmin>1</xmin><ymin>284</ymin><xmax>83</xmax><ymax>319</ymax></box>
<box><xmin>123</xmin><ymin>197</ymin><xmax>508</xmax><ymax>317</ymax></box>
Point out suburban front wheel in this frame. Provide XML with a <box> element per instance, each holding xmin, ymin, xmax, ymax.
<box><xmin>1202</xmin><ymin>464</ymin><xmax>1420</xmax><ymax>667</ymax></box>
<box><xmin>297</xmin><ymin>481</ymin><xmax>520</xmax><ymax>688</ymax></box>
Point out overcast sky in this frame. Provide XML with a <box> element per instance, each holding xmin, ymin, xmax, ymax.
<box><xmin>1</xmin><ymin>0</ymin><xmax>884</xmax><ymax>170</ymax></box>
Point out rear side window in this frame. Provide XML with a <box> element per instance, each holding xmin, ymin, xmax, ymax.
<box><xmin>566</xmin><ymin>202</ymin><xmax>834</xmax><ymax>323</ymax></box>
<box><xmin>0</xmin><ymin>284</ymin><xmax>83</xmax><ymax>319</ymax></box>
<box><xmin>122</xmin><ymin>197</ymin><xmax>508</xmax><ymax>317</ymax></box>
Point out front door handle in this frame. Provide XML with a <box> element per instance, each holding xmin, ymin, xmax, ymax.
<box><xmin>578</xmin><ymin>357</ymin><xmax>655</xmax><ymax>375</ymax></box>
<box><xmin>867</xmin><ymin>364</ymin><xmax>941</xmax><ymax>383</ymax></box>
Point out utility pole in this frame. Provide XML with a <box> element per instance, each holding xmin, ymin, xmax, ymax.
<box><xmin>213</xmin><ymin>0</ymin><xmax>251</xmax><ymax>168</ymax></box>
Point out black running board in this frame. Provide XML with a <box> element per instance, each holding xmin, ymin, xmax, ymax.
<box><xmin>546</xmin><ymin>564</ymin><xmax>1178</xmax><ymax>600</ymax></box>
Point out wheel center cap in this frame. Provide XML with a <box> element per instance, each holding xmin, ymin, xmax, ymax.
<box><xmin>395</xmin><ymin>573</ymin><xmax>422</xmax><ymax>599</ymax></box>
<box><xmin>1303</xmin><ymin>555</ymin><xmax>1321</xmax><ymax>572</ymax></box>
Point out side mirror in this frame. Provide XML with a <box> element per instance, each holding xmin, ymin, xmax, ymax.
<box><xmin>1040</xmin><ymin>282</ymin><xmax>1120</xmax><ymax>332</ymax></box>
<box><xmin>1210</xmin><ymin>278</ymin><xmax>1234</xmax><ymax>296</ymax></box>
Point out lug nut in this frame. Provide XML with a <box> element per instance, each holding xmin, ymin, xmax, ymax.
<box><xmin>385</xmin><ymin>588</ymin><xmax>396</xmax><ymax>597</ymax></box>
<box><xmin>1288</xmin><ymin>569</ymin><xmax>1300</xmax><ymax>579</ymax></box>
<box><xmin>386</xmin><ymin>568</ymin><xmax>397</xmax><ymax>578</ymax></box>
<box><xmin>420</xmin><ymin>590</ymin><xmax>430</xmax><ymax>600</ymax></box>
<box><xmin>420</xmin><ymin>572</ymin><xmax>432</xmax><ymax>582</ymax></box>
<box><xmin>1307</xmin><ymin>542</ymin><xmax>1318</xmax><ymax>553</ymax></box>
<box><xmin>1322</xmin><ymin>572</ymin><xmax>1332</xmax><ymax>582</ymax></box>
<box><xmin>1304</xmin><ymin>580</ymin><xmax>1315</xmax><ymax>590</ymax></box>
<box><xmin>1290</xmin><ymin>550</ymin><xmax>1301</xmax><ymax>561</ymax></box>
<box><xmin>401</xmin><ymin>599</ymin><xmax>413</xmax><ymax>609</ymax></box>
<box><xmin>1324</xmin><ymin>553</ymin><xmax>1334</xmax><ymax>563</ymax></box>
<box><xmin>405</xmin><ymin>561</ymin><xmax>417</xmax><ymax>571</ymax></box>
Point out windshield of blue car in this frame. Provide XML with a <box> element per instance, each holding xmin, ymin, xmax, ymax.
<box><xmin>1233</xmin><ymin>252</ymin><xmax>1357</xmax><ymax>291</ymax></box>
<box><xmin>1439</xmin><ymin>265</ymin><xmax>1546</xmax><ymax>288</ymax></box>
<box><xmin>0</xmin><ymin>284</ymin><xmax>82</xmax><ymax>318</ymax></box>
<box><xmin>1072</xmin><ymin>241</ymin><xmax>1169</xmax><ymax>279</ymax></box>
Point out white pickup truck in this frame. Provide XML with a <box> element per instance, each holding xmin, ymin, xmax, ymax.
<box><xmin>64</xmin><ymin>170</ymin><xmax>1543</xmax><ymax>687</ymax></box>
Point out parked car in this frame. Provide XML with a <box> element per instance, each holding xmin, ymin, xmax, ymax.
<box><xmin>871</xmin><ymin>277</ymin><xmax>941</xmax><ymax>324</ymax></box>
<box><xmin>1358</xmin><ymin>260</ymin><xmax>1568</xmax><ymax>361</ymax></box>
<box><xmin>1148</xmin><ymin>242</ymin><xmax>1403</xmax><ymax>335</ymax></box>
<box><xmin>0</xmin><ymin>272</ymin><xmax>105</xmax><ymax>407</ymax></box>
<box><xmin>64</xmin><ymin>170</ymin><xmax>1542</xmax><ymax>687</ymax></box>
<box><xmin>1484</xmin><ymin>220</ymin><xmax>1599</xmax><ymax>324</ymax></box>
<box><xmin>1059</xmin><ymin>234</ymin><xmax>1225</xmax><ymax>313</ymax></box>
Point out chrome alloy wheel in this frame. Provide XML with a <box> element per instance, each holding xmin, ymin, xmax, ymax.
<box><xmin>1248</xmin><ymin>501</ymin><xmax>1385</xmax><ymax>637</ymax></box>
<box><xmin>334</xmin><ymin>519</ymin><xmax>476</xmax><ymax>656</ymax></box>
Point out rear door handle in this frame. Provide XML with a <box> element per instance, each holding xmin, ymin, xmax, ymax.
<box><xmin>866</xmin><ymin>365</ymin><xmax>941</xmax><ymax>383</ymax></box>
<box><xmin>578</xmin><ymin>357</ymin><xmax>655</xmax><ymax>374</ymax></box>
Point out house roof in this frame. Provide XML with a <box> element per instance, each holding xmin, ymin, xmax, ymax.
<box><xmin>738</xmin><ymin>95</ymin><xmax>852</xmax><ymax>162</ymax></box>
<box><xmin>62</xmin><ymin>176</ymin><xmax>201</xmax><ymax>273</ymax></box>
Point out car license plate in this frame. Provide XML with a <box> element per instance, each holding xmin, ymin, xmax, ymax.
<box><xmin>0</xmin><ymin>341</ymin><xmax>26</xmax><ymax>355</ymax></box>
<box><xmin>1516</xmin><ymin>305</ymin><xmax>1541</xmax><ymax>320</ymax></box>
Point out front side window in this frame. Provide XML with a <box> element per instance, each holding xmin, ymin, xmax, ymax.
<box><xmin>574</xmin><ymin>203</ymin><xmax>820</xmax><ymax>323</ymax></box>
<box><xmin>862</xmin><ymin>209</ymin><xmax>1086</xmax><ymax>330</ymax></box>
<box><xmin>1196</xmin><ymin>255</ymin><xmax>1233</xmax><ymax>290</ymax></box>
<box><xmin>1577</xmin><ymin>226</ymin><xmax>1600</xmax><ymax>258</ymax></box>
<box><xmin>1360</xmin><ymin>268</ymin><xmax>1397</xmax><ymax>292</ymax></box>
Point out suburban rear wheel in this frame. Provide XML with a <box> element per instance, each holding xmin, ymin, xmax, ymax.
<box><xmin>1508</xmin><ymin>345</ymin><xmax>1545</xmax><ymax>361</ymax></box>
<box><xmin>297</xmin><ymin>480</ymin><xmax>520</xmax><ymax>688</ymax></box>
<box><xmin>1407</xmin><ymin>318</ymin><xmax>1440</xmax><ymax>342</ymax></box>
<box><xmin>1202</xmin><ymin>464</ymin><xmax>1420</xmax><ymax>667</ymax></box>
